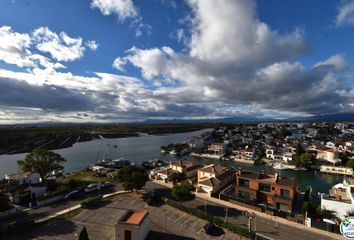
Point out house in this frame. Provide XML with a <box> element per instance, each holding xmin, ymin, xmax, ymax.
<box><xmin>5</xmin><ymin>172</ymin><xmax>41</xmax><ymax>185</ymax></box>
<box><xmin>153</xmin><ymin>160</ymin><xmax>202</xmax><ymax>183</ymax></box>
<box><xmin>235</xmin><ymin>169</ymin><xmax>296</xmax><ymax>212</ymax></box>
<box><xmin>4</xmin><ymin>172</ymin><xmax>45</xmax><ymax>204</ymax></box>
<box><xmin>197</xmin><ymin>164</ymin><xmax>235</xmax><ymax>196</ymax></box>
<box><xmin>170</xmin><ymin>159</ymin><xmax>203</xmax><ymax>179</ymax></box>
<box><xmin>321</xmin><ymin>178</ymin><xmax>354</xmax><ymax>219</ymax></box>
<box><xmin>208</xmin><ymin>143</ymin><xmax>226</xmax><ymax>156</ymax></box>
<box><xmin>115</xmin><ymin>210</ymin><xmax>150</xmax><ymax>240</ymax></box>
<box><xmin>188</xmin><ymin>137</ymin><xmax>204</xmax><ymax>149</ymax></box>
<box><xmin>316</xmin><ymin>149</ymin><xmax>341</xmax><ymax>165</ymax></box>
<box><xmin>233</xmin><ymin>147</ymin><xmax>255</xmax><ymax>161</ymax></box>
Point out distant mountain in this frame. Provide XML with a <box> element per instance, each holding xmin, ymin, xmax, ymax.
<box><xmin>142</xmin><ymin>116</ymin><xmax>274</xmax><ymax>124</ymax></box>
<box><xmin>1</xmin><ymin>112</ymin><xmax>353</xmax><ymax>127</ymax></box>
<box><xmin>286</xmin><ymin>112</ymin><xmax>354</xmax><ymax>122</ymax></box>
<box><xmin>143</xmin><ymin>113</ymin><xmax>354</xmax><ymax>124</ymax></box>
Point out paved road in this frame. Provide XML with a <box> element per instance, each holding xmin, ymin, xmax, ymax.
<box><xmin>1</xmin><ymin>181</ymin><xmax>341</xmax><ymax>240</ymax></box>
<box><xmin>4</xmin><ymin>192</ymin><xmax>239</xmax><ymax>240</ymax></box>
<box><xmin>148</xmin><ymin>181</ymin><xmax>340</xmax><ymax>240</ymax></box>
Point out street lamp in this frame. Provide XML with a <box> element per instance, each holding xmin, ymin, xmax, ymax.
<box><xmin>243</xmin><ymin>211</ymin><xmax>256</xmax><ymax>232</ymax></box>
<box><xmin>224</xmin><ymin>208</ymin><xmax>228</xmax><ymax>223</ymax></box>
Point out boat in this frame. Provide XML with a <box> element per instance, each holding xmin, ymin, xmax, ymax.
<box><xmin>170</xmin><ymin>150</ymin><xmax>177</xmax><ymax>154</ymax></box>
<box><xmin>113</xmin><ymin>144</ymin><xmax>118</xmax><ymax>148</ymax></box>
<box><xmin>272</xmin><ymin>162</ymin><xmax>296</xmax><ymax>170</ymax></box>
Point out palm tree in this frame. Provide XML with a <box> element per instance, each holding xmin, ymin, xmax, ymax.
<box><xmin>320</xmin><ymin>207</ymin><xmax>337</xmax><ymax>219</ymax></box>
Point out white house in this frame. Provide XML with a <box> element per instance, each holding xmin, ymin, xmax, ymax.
<box><xmin>208</xmin><ymin>143</ymin><xmax>226</xmax><ymax>156</ymax></box>
<box><xmin>321</xmin><ymin>178</ymin><xmax>354</xmax><ymax>220</ymax></box>
<box><xmin>5</xmin><ymin>172</ymin><xmax>41</xmax><ymax>185</ymax></box>
<box><xmin>317</xmin><ymin>149</ymin><xmax>341</xmax><ymax>165</ymax></box>
<box><xmin>116</xmin><ymin>210</ymin><xmax>150</xmax><ymax>240</ymax></box>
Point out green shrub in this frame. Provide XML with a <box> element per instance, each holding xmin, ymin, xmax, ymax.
<box><xmin>81</xmin><ymin>195</ymin><xmax>103</xmax><ymax>209</ymax></box>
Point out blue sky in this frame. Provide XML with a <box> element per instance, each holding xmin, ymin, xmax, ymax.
<box><xmin>0</xmin><ymin>0</ymin><xmax>353</xmax><ymax>123</ymax></box>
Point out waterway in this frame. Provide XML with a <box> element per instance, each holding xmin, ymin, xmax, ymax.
<box><xmin>0</xmin><ymin>129</ymin><xmax>344</xmax><ymax>194</ymax></box>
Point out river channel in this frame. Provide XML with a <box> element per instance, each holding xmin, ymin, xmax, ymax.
<box><xmin>0</xmin><ymin>129</ymin><xmax>343</xmax><ymax>194</ymax></box>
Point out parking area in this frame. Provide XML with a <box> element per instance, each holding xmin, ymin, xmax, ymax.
<box><xmin>4</xmin><ymin>193</ymin><xmax>242</xmax><ymax>240</ymax></box>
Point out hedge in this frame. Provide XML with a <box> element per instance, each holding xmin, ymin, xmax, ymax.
<box><xmin>81</xmin><ymin>195</ymin><xmax>103</xmax><ymax>208</ymax></box>
<box><xmin>166</xmin><ymin>200</ymin><xmax>254</xmax><ymax>239</ymax></box>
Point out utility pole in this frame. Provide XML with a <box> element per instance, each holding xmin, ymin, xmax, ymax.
<box><xmin>204</xmin><ymin>201</ymin><xmax>207</xmax><ymax>216</ymax></box>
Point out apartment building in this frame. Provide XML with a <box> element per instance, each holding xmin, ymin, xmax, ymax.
<box><xmin>235</xmin><ymin>169</ymin><xmax>296</xmax><ymax>212</ymax></box>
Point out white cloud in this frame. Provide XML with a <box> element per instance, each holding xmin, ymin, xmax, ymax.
<box><xmin>32</xmin><ymin>27</ymin><xmax>85</xmax><ymax>62</ymax></box>
<box><xmin>112</xmin><ymin>57</ymin><xmax>127</xmax><ymax>71</ymax></box>
<box><xmin>116</xmin><ymin>0</ymin><xmax>352</xmax><ymax>115</ymax></box>
<box><xmin>0</xmin><ymin>26</ymin><xmax>34</xmax><ymax>68</ymax></box>
<box><xmin>90</xmin><ymin>0</ymin><xmax>137</xmax><ymax>21</ymax></box>
<box><xmin>336</xmin><ymin>0</ymin><xmax>354</xmax><ymax>27</ymax></box>
<box><xmin>86</xmin><ymin>40</ymin><xmax>99</xmax><ymax>51</ymax></box>
<box><xmin>314</xmin><ymin>54</ymin><xmax>349</xmax><ymax>70</ymax></box>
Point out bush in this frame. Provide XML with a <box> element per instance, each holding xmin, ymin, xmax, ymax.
<box><xmin>45</xmin><ymin>179</ymin><xmax>58</xmax><ymax>192</ymax></box>
<box><xmin>166</xmin><ymin>200</ymin><xmax>253</xmax><ymax>238</ymax></box>
<box><xmin>81</xmin><ymin>195</ymin><xmax>103</xmax><ymax>209</ymax></box>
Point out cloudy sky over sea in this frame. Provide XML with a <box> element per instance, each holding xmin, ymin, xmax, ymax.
<box><xmin>0</xmin><ymin>0</ymin><xmax>353</xmax><ymax>123</ymax></box>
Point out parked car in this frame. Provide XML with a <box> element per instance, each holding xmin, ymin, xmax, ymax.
<box><xmin>84</xmin><ymin>183</ymin><xmax>100</xmax><ymax>193</ymax></box>
<box><xmin>64</xmin><ymin>190</ymin><xmax>82</xmax><ymax>200</ymax></box>
<box><xmin>202</xmin><ymin>222</ymin><xmax>215</xmax><ymax>234</ymax></box>
<box><xmin>101</xmin><ymin>181</ymin><xmax>114</xmax><ymax>188</ymax></box>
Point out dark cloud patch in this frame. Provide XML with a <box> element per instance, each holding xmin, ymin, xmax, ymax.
<box><xmin>0</xmin><ymin>77</ymin><xmax>94</xmax><ymax>111</ymax></box>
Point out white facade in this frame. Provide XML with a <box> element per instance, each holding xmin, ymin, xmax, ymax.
<box><xmin>5</xmin><ymin>172</ymin><xmax>41</xmax><ymax>185</ymax></box>
<box><xmin>115</xmin><ymin>210</ymin><xmax>150</xmax><ymax>240</ymax></box>
<box><xmin>321</xmin><ymin>179</ymin><xmax>354</xmax><ymax>219</ymax></box>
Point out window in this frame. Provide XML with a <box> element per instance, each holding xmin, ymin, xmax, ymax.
<box><xmin>281</xmin><ymin>189</ymin><xmax>290</xmax><ymax>198</ymax></box>
<box><xmin>239</xmin><ymin>179</ymin><xmax>249</xmax><ymax>187</ymax></box>
<box><xmin>259</xmin><ymin>183</ymin><xmax>271</xmax><ymax>192</ymax></box>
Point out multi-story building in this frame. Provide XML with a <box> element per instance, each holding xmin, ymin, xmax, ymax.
<box><xmin>207</xmin><ymin>143</ymin><xmax>226</xmax><ymax>156</ymax></box>
<box><xmin>235</xmin><ymin>169</ymin><xmax>296</xmax><ymax>212</ymax></box>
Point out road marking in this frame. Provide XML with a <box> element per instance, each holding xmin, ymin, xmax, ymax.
<box><xmin>175</xmin><ymin>213</ymin><xmax>186</xmax><ymax>223</ymax></box>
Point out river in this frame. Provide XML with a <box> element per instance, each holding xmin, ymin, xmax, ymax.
<box><xmin>0</xmin><ymin>129</ymin><xmax>344</xmax><ymax>194</ymax></box>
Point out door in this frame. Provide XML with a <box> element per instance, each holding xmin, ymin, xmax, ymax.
<box><xmin>124</xmin><ymin>230</ymin><xmax>132</xmax><ymax>240</ymax></box>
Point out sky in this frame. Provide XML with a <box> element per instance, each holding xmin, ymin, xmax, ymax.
<box><xmin>0</xmin><ymin>0</ymin><xmax>353</xmax><ymax>124</ymax></box>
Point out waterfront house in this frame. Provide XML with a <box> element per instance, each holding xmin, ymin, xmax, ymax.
<box><xmin>233</xmin><ymin>146</ymin><xmax>255</xmax><ymax>161</ymax></box>
<box><xmin>316</xmin><ymin>148</ymin><xmax>341</xmax><ymax>165</ymax></box>
<box><xmin>207</xmin><ymin>143</ymin><xmax>226</xmax><ymax>156</ymax></box>
<box><xmin>235</xmin><ymin>169</ymin><xmax>296</xmax><ymax>212</ymax></box>
<box><xmin>197</xmin><ymin>164</ymin><xmax>235</xmax><ymax>196</ymax></box>
<box><xmin>4</xmin><ymin>172</ymin><xmax>45</xmax><ymax>204</ymax></box>
<box><xmin>5</xmin><ymin>172</ymin><xmax>41</xmax><ymax>185</ymax></box>
<box><xmin>153</xmin><ymin>160</ymin><xmax>202</xmax><ymax>183</ymax></box>
<box><xmin>321</xmin><ymin>178</ymin><xmax>354</xmax><ymax>219</ymax></box>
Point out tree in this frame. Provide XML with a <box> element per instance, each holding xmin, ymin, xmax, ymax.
<box><xmin>17</xmin><ymin>149</ymin><xmax>66</xmax><ymax>181</ymax></box>
<box><xmin>171</xmin><ymin>183</ymin><xmax>195</xmax><ymax>204</ymax></box>
<box><xmin>79</xmin><ymin>225</ymin><xmax>89</xmax><ymax>240</ymax></box>
<box><xmin>115</xmin><ymin>166</ymin><xmax>148</xmax><ymax>192</ymax></box>
<box><xmin>296</xmin><ymin>153</ymin><xmax>315</xmax><ymax>167</ymax></box>
<box><xmin>170</xmin><ymin>172</ymin><xmax>186</xmax><ymax>182</ymax></box>
<box><xmin>0</xmin><ymin>192</ymin><xmax>12</xmax><ymax>212</ymax></box>
<box><xmin>318</xmin><ymin>207</ymin><xmax>337</xmax><ymax>219</ymax></box>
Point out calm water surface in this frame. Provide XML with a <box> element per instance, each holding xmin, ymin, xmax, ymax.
<box><xmin>0</xmin><ymin>128</ymin><xmax>344</xmax><ymax>194</ymax></box>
